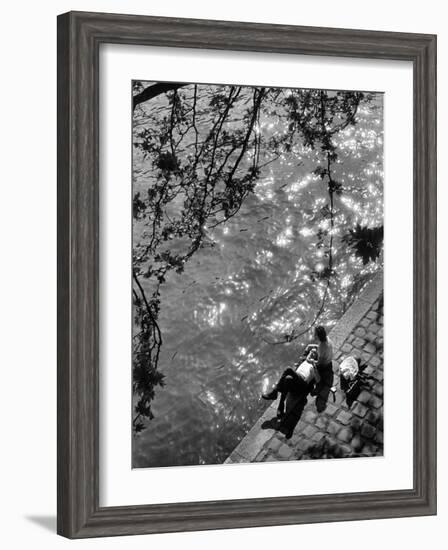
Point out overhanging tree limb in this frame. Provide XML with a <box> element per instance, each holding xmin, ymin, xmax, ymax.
<box><xmin>133</xmin><ymin>82</ymin><xmax>187</xmax><ymax>110</ymax></box>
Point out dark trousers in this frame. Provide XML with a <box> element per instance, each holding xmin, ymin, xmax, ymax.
<box><xmin>316</xmin><ymin>362</ymin><xmax>333</xmax><ymax>385</ymax></box>
<box><xmin>276</xmin><ymin>368</ymin><xmax>311</xmax><ymax>410</ymax></box>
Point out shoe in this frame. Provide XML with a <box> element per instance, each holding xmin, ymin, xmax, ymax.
<box><xmin>262</xmin><ymin>388</ymin><xmax>278</xmax><ymax>400</ymax></box>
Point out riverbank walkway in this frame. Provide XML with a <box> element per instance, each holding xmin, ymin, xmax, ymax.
<box><xmin>225</xmin><ymin>272</ymin><xmax>383</xmax><ymax>463</ymax></box>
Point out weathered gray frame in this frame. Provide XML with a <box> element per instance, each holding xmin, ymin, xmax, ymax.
<box><xmin>57</xmin><ymin>11</ymin><xmax>437</xmax><ymax>538</ymax></box>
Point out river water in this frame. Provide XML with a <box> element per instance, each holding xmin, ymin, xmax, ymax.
<box><xmin>132</xmin><ymin>93</ymin><xmax>383</xmax><ymax>468</ymax></box>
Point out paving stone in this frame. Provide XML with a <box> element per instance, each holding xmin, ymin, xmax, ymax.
<box><xmin>338</xmin><ymin>445</ymin><xmax>353</xmax><ymax>457</ymax></box>
<box><xmin>327</xmin><ymin>420</ymin><xmax>342</xmax><ymax>436</ymax></box>
<box><xmin>355</xmin><ymin>327</ymin><xmax>367</xmax><ymax>338</ymax></box>
<box><xmin>365</xmin><ymin>410</ymin><xmax>381</xmax><ymax>426</ymax></box>
<box><xmin>329</xmin><ymin>445</ymin><xmax>344</xmax><ymax>458</ymax></box>
<box><xmin>332</xmin><ymin>391</ymin><xmax>345</xmax><ymax>406</ymax></box>
<box><xmin>325</xmin><ymin>435</ymin><xmax>340</xmax><ymax>447</ymax></box>
<box><xmin>261</xmin><ymin>452</ymin><xmax>275</xmax><ymax>462</ymax></box>
<box><xmin>361</xmin><ymin>423</ymin><xmax>376</xmax><ymax>440</ymax></box>
<box><xmin>370</xmin><ymin>394</ymin><xmax>383</xmax><ymax>409</ymax></box>
<box><xmin>363</xmin><ymin>365</ymin><xmax>375</xmax><ymax>375</ymax></box>
<box><xmin>298</xmin><ymin>439</ymin><xmax>314</xmax><ymax>452</ymax></box>
<box><xmin>267</xmin><ymin>438</ymin><xmax>282</xmax><ymax>452</ymax></box>
<box><xmin>289</xmin><ymin>432</ymin><xmax>301</xmax><ymax>445</ymax></box>
<box><xmin>338</xmin><ymin>427</ymin><xmax>353</xmax><ymax>443</ymax></box>
<box><xmin>373</xmin><ymin>383</ymin><xmax>383</xmax><ymax>398</ymax></box>
<box><xmin>351</xmin><ymin>435</ymin><xmax>364</xmax><ymax>452</ymax></box>
<box><xmin>336</xmin><ymin>410</ymin><xmax>352</xmax><ymax>425</ymax></box>
<box><xmin>366</xmin><ymin>310</ymin><xmax>377</xmax><ymax>321</ymax></box>
<box><xmin>351</xmin><ymin>417</ymin><xmax>362</xmax><ymax>432</ymax></box>
<box><xmin>304</xmin><ymin>410</ymin><xmax>317</xmax><ymax>423</ymax></box>
<box><xmin>353</xmin><ymin>337</ymin><xmax>365</xmax><ymax>349</ymax></box>
<box><xmin>341</xmin><ymin>343</ymin><xmax>353</xmax><ymax>353</ymax></box>
<box><xmin>373</xmin><ymin>370</ymin><xmax>383</xmax><ymax>382</ymax></box>
<box><xmin>362</xmin><ymin>443</ymin><xmax>377</xmax><ymax>456</ymax></box>
<box><xmin>361</xmin><ymin>351</ymin><xmax>372</xmax><ymax>364</ymax></box>
<box><xmin>352</xmin><ymin>402</ymin><xmax>368</xmax><ymax>418</ymax></box>
<box><xmin>277</xmin><ymin>443</ymin><xmax>293</xmax><ymax>460</ymax></box>
<box><xmin>370</xmin><ymin>356</ymin><xmax>382</xmax><ymax>368</ymax></box>
<box><xmin>315</xmin><ymin>417</ymin><xmax>327</xmax><ymax>430</ymax></box>
<box><xmin>375</xmin><ymin>430</ymin><xmax>384</xmax><ymax>445</ymax></box>
<box><xmin>302</xmin><ymin>424</ymin><xmax>317</xmax><ymax>439</ymax></box>
<box><xmin>357</xmin><ymin>390</ymin><xmax>371</xmax><ymax>405</ymax></box>
<box><xmin>363</xmin><ymin>342</ymin><xmax>376</xmax><ymax>354</ymax></box>
<box><xmin>360</xmin><ymin>317</ymin><xmax>371</xmax><ymax>328</ymax></box>
<box><xmin>324</xmin><ymin>403</ymin><xmax>338</xmax><ymax>416</ymax></box>
<box><xmin>312</xmin><ymin>432</ymin><xmax>326</xmax><ymax>443</ymax></box>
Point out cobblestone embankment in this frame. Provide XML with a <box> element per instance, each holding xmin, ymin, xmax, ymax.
<box><xmin>225</xmin><ymin>272</ymin><xmax>383</xmax><ymax>464</ymax></box>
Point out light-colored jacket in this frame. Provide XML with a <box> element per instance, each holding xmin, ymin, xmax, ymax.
<box><xmin>296</xmin><ymin>360</ymin><xmax>319</xmax><ymax>384</ymax></box>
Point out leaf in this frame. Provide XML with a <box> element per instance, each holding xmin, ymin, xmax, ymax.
<box><xmin>343</xmin><ymin>224</ymin><xmax>384</xmax><ymax>264</ymax></box>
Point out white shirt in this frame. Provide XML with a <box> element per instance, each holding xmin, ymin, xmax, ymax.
<box><xmin>296</xmin><ymin>360</ymin><xmax>317</xmax><ymax>384</ymax></box>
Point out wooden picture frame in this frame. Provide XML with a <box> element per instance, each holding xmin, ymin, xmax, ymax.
<box><xmin>57</xmin><ymin>11</ymin><xmax>437</xmax><ymax>538</ymax></box>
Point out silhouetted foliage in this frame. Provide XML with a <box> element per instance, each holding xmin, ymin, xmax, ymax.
<box><xmin>132</xmin><ymin>83</ymin><xmax>368</xmax><ymax>433</ymax></box>
<box><xmin>342</xmin><ymin>224</ymin><xmax>384</xmax><ymax>264</ymax></box>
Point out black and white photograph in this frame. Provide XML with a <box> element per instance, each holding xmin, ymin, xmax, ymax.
<box><xmin>0</xmin><ymin>0</ymin><xmax>440</xmax><ymax>545</ymax></box>
<box><xmin>131</xmin><ymin>81</ymin><xmax>384</xmax><ymax>468</ymax></box>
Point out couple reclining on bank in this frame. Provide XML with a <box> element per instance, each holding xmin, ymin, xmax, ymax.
<box><xmin>262</xmin><ymin>325</ymin><xmax>334</xmax><ymax>419</ymax></box>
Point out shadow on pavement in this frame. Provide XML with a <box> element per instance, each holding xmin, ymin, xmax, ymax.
<box><xmin>261</xmin><ymin>393</ymin><xmax>307</xmax><ymax>439</ymax></box>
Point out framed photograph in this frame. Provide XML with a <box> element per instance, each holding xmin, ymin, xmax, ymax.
<box><xmin>57</xmin><ymin>11</ymin><xmax>437</xmax><ymax>538</ymax></box>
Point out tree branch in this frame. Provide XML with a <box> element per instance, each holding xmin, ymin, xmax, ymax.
<box><xmin>133</xmin><ymin>82</ymin><xmax>187</xmax><ymax>110</ymax></box>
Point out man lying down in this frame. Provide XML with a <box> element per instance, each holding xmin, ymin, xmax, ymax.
<box><xmin>261</xmin><ymin>348</ymin><xmax>319</xmax><ymax>418</ymax></box>
<box><xmin>262</xmin><ymin>325</ymin><xmax>334</xmax><ymax>419</ymax></box>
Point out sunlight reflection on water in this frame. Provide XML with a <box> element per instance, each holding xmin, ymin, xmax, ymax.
<box><xmin>133</xmin><ymin>96</ymin><xmax>383</xmax><ymax>468</ymax></box>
